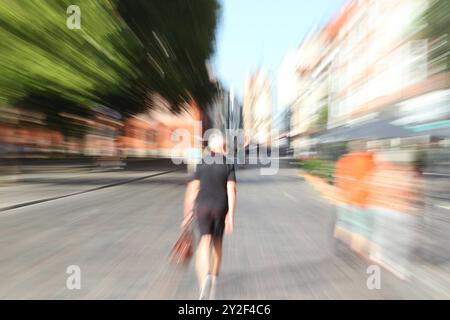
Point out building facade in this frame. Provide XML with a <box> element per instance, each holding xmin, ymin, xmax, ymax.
<box><xmin>287</xmin><ymin>0</ymin><xmax>449</xmax><ymax>154</ymax></box>
<box><xmin>243</xmin><ymin>70</ymin><xmax>273</xmax><ymax>145</ymax></box>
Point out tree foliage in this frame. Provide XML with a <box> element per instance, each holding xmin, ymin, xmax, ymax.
<box><xmin>418</xmin><ymin>0</ymin><xmax>450</xmax><ymax>70</ymax></box>
<box><xmin>117</xmin><ymin>0</ymin><xmax>220</xmax><ymax>113</ymax></box>
<box><xmin>0</xmin><ymin>0</ymin><xmax>221</xmax><ymax>125</ymax></box>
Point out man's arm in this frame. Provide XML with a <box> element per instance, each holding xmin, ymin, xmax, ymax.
<box><xmin>225</xmin><ymin>180</ymin><xmax>236</xmax><ymax>234</ymax></box>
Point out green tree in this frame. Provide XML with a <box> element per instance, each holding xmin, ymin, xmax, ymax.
<box><xmin>0</xmin><ymin>0</ymin><xmax>221</xmax><ymax>126</ymax></box>
<box><xmin>0</xmin><ymin>1</ymin><xmax>143</xmax><ymax>111</ymax></box>
<box><xmin>308</xmin><ymin>104</ymin><xmax>328</xmax><ymax>134</ymax></box>
<box><xmin>117</xmin><ymin>0</ymin><xmax>221</xmax><ymax>113</ymax></box>
<box><xmin>417</xmin><ymin>0</ymin><xmax>450</xmax><ymax>71</ymax></box>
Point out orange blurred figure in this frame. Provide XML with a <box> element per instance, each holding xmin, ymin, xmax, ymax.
<box><xmin>367</xmin><ymin>151</ymin><xmax>424</xmax><ymax>280</ymax></box>
<box><xmin>333</xmin><ymin>141</ymin><xmax>376</xmax><ymax>257</ymax></box>
<box><xmin>335</xmin><ymin>151</ymin><xmax>375</xmax><ymax>207</ymax></box>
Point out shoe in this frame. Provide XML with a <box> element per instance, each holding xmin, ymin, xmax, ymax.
<box><xmin>209</xmin><ymin>276</ymin><xmax>217</xmax><ymax>300</ymax></box>
<box><xmin>199</xmin><ymin>274</ymin><xmax>212</xmax><ymax>300</ymax></box>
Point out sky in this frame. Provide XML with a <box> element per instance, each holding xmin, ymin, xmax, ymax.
<box><xmin>212</xmin><ymin>0</ymin><xmax>347</xmax><ymax>103</ymax></box>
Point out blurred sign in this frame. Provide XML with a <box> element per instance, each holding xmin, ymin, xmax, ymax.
<box><xmin>394</xmin><ymin>89</ymin><xmax>450</xmax><ymax>126</ymax></box>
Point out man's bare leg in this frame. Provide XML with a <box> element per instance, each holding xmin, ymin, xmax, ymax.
<box><xmin>211</xmin><ymin>237</ymin><xmax>223</xmax><ymax>277</ymax></box>
<box><xmin>196</xmin><ymin>235</ymin><xmax>211</xmax><ymax>297</ymax></box>
<box><xmin>209</xmin><ymin>237</ymin><xmax>223</xmax><ymax>299</ymax></box>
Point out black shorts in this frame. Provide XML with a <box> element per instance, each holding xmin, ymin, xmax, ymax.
<box><xmin>195</xmin><ymin>205</ymin><xmax>227</xmax><ymax>238</ymax></box>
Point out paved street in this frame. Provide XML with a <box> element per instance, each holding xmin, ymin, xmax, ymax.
<box><xmin>0</xmin><ymin>164</ymin><xmax>445</xmax><ymax>299</ymax></box>
<box><xmin>0</xmin><ymin>159</ymin><xmax>182</xmax><ymax>211</ymax></box>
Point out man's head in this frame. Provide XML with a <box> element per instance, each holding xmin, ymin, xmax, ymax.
<box><xmin>208</xmin><ymin>132</ymin><xmax>226</xmax><ymax>154</ymax></box>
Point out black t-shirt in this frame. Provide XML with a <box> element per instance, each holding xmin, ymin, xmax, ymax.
<box><xmin>193</xmin><ymin>154</ymin><xmax>236</xmax><ymax>211</ymax></box>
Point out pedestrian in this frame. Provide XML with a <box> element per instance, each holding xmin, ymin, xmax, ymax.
<box><xmin>182</xmin><ymin>132</ymin><xmax>236</xmax><ymax>299</ymax></box>
<box><xmin>333</xmin><ymin>139</ymin><xmax>376</xmax><ymax>256</ymax></box>
<box><xmin>367</xmin><ymin>150</ymin><xmax>423</xmax><ymax>280</ymax></box>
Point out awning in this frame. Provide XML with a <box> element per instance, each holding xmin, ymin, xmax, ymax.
<box><xmin>315</xmin><ymin>118</ymin><xmax>414</xmax><ymax>143</ymax></box>
<box><xmin>406</xmin><ymin>120</ymin><xmax>450</xmax><ymax>138</ymax></box>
